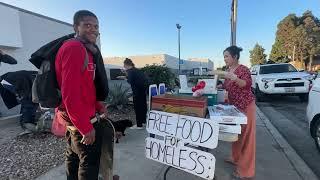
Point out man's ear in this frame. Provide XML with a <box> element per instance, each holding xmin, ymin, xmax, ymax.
<box><xmin>73</xmin><ymin>24</ymin><xmax>79</xmax><ymax>34</ymax></box>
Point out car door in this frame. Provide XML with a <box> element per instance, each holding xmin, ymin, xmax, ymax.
<box><xmin>251</xmin><ymin>66</ymin><xmax>258</xmax><ymax>88</ymax></box>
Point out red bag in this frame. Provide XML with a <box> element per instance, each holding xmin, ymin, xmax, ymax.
<box><xmin>51</xmin><ymin>109</ymin><xmax>66</xmax><ymax>137</ymax></box>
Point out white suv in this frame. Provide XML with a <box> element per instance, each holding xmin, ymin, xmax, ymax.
<box><xmin>307</xmin><ymin>77</ymin><xmax>320</xmax><ymax>152</ymax></box>
<box><xmin>251</xmin><ymin>63</ymin><xmax>313</xmax><ymax>102</ymax></box>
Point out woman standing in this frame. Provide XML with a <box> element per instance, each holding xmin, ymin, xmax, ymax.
<box><xmin>222</xmin><ymin>46</ymin><xmax>256</xmax><ymax>179</ymax></box>
<box><xmin>123</xmin><ymin>58</ymin><xmax>148</xmax><ymax>129</ymax></box>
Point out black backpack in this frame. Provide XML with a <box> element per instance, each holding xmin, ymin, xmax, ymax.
<box><xmin>29</xmin><ymin>34</ymin><xmax>89</xmax><ymax>108</ymax></box>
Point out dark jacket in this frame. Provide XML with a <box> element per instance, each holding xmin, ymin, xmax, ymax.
<box><xmin>29</xmin><ymin>33</ymin><xmax>109</xmax><ymax>101</ymax></box>
<box><xmin>127</xmin><ymin>68</ymin><xmax>147</xmax><ymax>96</ymax></box>
<box><xmin>0</xmin><ymin>54</ymin><xmax>18</xmax><ymax>64</ymax></box>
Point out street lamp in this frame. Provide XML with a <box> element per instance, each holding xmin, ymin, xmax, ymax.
<box><xmin>176</xmin><ymin>23</ymin><xmax>182</xmax><ymax>74</ymax></box>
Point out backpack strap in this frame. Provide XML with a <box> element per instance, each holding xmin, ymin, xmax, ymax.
<box><xmin>81</xmin><ymin>50</ymin><xmax>89</xmax><ymax>72</ymax></box>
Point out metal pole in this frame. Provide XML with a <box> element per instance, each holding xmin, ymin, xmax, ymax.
<box><xmin>230</xmin><ymin>0</ymin><xmax>234</xmax><ymax>46</ymax></box>
<box><xmin>293</xmin><ymin>45</ymin><xmax>296</xmax><ymax>62</ymax></box>
<box><xmin>231</xmin><ymin>0</ymin><xmax>238</xmax><ymax>46</ymax></box>
<box><xmin>176</xmin><ymin>23</ymin><xmax>182</xmax><ymax>74</ymax></box>
<box><xmin>178</xmin><ymin>28</ymin><xmax>181</xmax><ymax>74</ymax></box>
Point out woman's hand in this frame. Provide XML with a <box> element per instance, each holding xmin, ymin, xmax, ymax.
<box><xmin>225</xmin><ymin>72</ymin><xmax>238</xmax><ymax>81</ymax></box>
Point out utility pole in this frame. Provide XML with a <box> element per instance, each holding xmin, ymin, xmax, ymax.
<box><xmin>176</xmin><ymin>24</ymin><xmax>182</xmax><ymax>74</ymax></box>
<box><xmin>292</xmin><ymin>45</ymin><xmax>296</xmax><ymax>61</ymax></box>
<box><xmin>231</xmin><ymin>0</ymin><xmax>238</xmax><ymax>46</ymax></box>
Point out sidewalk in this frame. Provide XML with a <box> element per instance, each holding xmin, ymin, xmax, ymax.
<box><xmin>36</xmin><ymin>106</ymin><xmax>316</xmax><ymax>180</ymax></box>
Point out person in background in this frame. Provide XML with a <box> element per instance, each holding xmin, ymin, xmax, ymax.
<box><xmin>220</xmin><ymin>46</ymin><xmax>256</xmax><ymax>179</ymax></box>
<box><xmin>0</xmin><ymin>50</ymin><xmax>18</xmax><ymax>117</ymax></box>
<box><xmin>123</xmin><ymin>58</ymin><xmax>148</xmax><ymax>129</ymax></box>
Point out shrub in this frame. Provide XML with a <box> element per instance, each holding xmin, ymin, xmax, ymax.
<box><xmin>106</xmin><ymin>83</ymin><xmax>131</xmax><ymax>110</ymax></box>
<box><xmin>141</xmin><ymin>64</ymin><xmax>177</xmax><ymax>89</ymax></box>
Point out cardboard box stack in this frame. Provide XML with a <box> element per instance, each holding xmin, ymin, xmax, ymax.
<box><xmin>208</xmin><ymin>105</ymin><xmax>247</xmax><ymax>142</ymax></box>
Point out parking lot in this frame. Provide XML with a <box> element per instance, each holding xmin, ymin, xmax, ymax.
<box><xmin>257</xmin><ymin>95</ymin><xmax>320</xmax><ymax>178</ymax></box>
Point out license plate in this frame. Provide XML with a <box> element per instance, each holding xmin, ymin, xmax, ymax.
<box><xmin>285</xmin><ymin>87</ymin><xmax>295</xmax><ymax>93</ymax></box>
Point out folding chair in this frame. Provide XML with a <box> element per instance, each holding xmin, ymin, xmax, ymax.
<box><xmin>158</xmin><ymin>83</ymin><xmax>166</xmax><ymax>95</ymax></box>
<box><xmin>148</xmin><ymin>84</ymin><xmax>158</xmax><ymax>138</ymax></box>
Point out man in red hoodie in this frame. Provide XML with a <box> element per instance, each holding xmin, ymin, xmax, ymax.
<box><xmin>55</xmin><ymin>10</ymin><xmax>106</xmax><ymax>179</ymax></box>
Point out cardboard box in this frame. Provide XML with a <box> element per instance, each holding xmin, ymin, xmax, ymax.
<box><xmin>151</xmin><ymin>94</ymin><xmax>207</xmax><ymax>118</ymax></box>
<box><xmin>208</xmin><ymin>105</ymin><xmax>247</xmax><ymax>124</ymax></box>
<box><xmin>218</xmin><ymin>132</ymin><xmax>238</xmax><ymax>142</ymax></box>
<box><xmin>219</xmin><ymin>124</ymin><xmax>241</xmax><ymax>134</ymax></box>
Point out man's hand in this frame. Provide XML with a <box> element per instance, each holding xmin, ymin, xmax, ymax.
<box><xmin>99</xmin><ymin>104</ymin><xmax>108</xmax><ymax>119</ymax></box>
<box><xmin>81</xmin><ymin>128</ymin><xmax>96</xmax><ymax>145</ymax></box>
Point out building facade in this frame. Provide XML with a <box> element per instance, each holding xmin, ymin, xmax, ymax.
<box><xmin>0</xmin><ymin>2</ymin><xmax>74</xmax><ymax>75</ymax></box>
<box><xmin>0</xmin><ymin>2</ymin><xmax>75</xmax><ymax>116</ymax></box>
<box><xmin>104</xmin><ymin>54</ymin><xmax>214</xmax><ymax>76</ymax></box>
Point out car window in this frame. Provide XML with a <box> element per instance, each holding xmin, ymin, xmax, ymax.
<box><xmin>251</xmin><ymin>66</ymin><xmax>256</xmax><ymax>73</ymax></box>
<box><xmin>259</xmin><ymin>64</ymin><xmax>297</xmax><ymax>74</ymax></box>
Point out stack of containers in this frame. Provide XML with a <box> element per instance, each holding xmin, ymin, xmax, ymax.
<box><xmin>208</xmin><ymin>105</ymin><xmax>247</xmax><ymax>142</ymax></box>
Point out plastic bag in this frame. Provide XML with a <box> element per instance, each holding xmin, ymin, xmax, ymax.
<box><xmin>51</xmin><ymin>109</ymin><xmax>66</xmax><ymax>137</ymax></box>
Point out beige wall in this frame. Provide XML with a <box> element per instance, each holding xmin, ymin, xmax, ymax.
<box><xmin>104</xmin><ymin>54</ymin><xmax>214</xmax><ymax>71</ymax></box>
<box><xmin>104</xmin><ymin>54</ymin><xmax>165</xmax><ymax>68</ymax></box>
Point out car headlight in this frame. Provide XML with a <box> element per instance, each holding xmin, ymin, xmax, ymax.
<box><xmin>303</xmin><ymin>75</ymin><xmax>314</xmax><ymax>81</ymax></box>
<box><xmin>261</xmin><ymin>78</ymin><xmax>275</xmax><ymax>83</ymax></box>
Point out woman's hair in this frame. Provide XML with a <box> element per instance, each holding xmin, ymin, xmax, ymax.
<box><xmin>124</xmin><ymin>58</ymin><xmax>135</xmax><ymax>67</ymax></box>
<box><xmin>224</xmin><ymin>46</ymin><xmax>243</xmax><ymax>60</ymax></box>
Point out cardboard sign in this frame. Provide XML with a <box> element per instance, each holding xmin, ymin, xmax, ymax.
<box><xmin>146</xmin><ymin>137</ymin><xmax>216</xmax><ymax>180</ymax></box>
<box><xmin>147</xmin><ymin>110</ymin><xmax>219</xmax><ymax>149</ymax></box>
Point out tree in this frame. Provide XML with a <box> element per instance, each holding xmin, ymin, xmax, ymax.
<box><xmin>270</xmin><ymin>39</ymin><xmax>287</xmax><ymax>63</ymax></box>
<box><xmin>249</xmin><ymin>43</ymin><xmax>267</xmax><ymax>65</ymax></box>
<box><xmin>301</xmin><ymin>11</ymin><xmax>320</xmax><ymax>70</ymax></box>
<box><xmin>270</xmin><ymin>14</ymin><xmax>298</xmax><ymax>62</ymax></box>
<box><xmin>270</xmin><ymin>11</ymin><xmax>320</xmax><ymax>70</ymax></box>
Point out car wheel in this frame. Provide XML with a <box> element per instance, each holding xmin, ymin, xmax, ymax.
<box><xmin>298</xmin><ymin>94</ymin><xmax>308</xmax><ymax>102</ymax></box>
<box><xmin>255</xmin><ymin>85</ymin><xmax>264</xmax><ymax>102</ymax></box>
<box><xmin>313</xmin><ymin>119</ymin><xmax>320</xmax><ymax>152</ymax></box>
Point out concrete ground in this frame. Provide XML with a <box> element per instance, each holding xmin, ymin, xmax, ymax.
<box><xmin>257</xmin><ymin>96</ymin><xmax>320</xmax><ymax>178</ymax></box>
<box><xmin>35</xmin><ymin>106</ymin><xmax>318</xmax><ymax>180</ymax></box>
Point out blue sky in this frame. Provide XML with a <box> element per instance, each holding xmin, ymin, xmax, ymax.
<box><xmin>1</xmin><ymin>0</ymin><xmax>319</xmax><ymax>67</ymax></box>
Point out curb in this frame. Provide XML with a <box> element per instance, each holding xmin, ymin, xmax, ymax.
<box><xmin>256</xmin><ymin>106</ymin><xmax>318</xmax><ymax>180</ymax></box>
<box><xmin>0</xmin><ymin>114</ymin><xmax>21</xmax><ymax>126</ymax></box>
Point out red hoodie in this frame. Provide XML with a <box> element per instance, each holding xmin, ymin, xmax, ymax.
<box><xmin>55</xmin><ymin>40</ymin><xmax>105</xmax><ymax>135</ymax></box>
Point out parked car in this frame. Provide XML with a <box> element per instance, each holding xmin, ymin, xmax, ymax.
<box><xmin>307</xmin><ymin>77</ymin><xmax>320</xmax><ymax>152</ymax></box>
<box><xmin>251</xmin><ymin>63</ymin><xmax>313</xmax><ymax>102</ymax></box>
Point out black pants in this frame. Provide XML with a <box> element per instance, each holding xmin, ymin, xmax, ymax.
<box><xmin>65</xmin><ymin>123</ymin><xmax>102</xmax><ymax>180</ymax></box>
<box><xmin>133</xmin><ymin>94</ymin><xmax>147</xmax><ymax>127</ymax></box>
<box><xmin>20</xmin><ymin>97</ymin><xmax>39</xmax><ymax>126</ymax></box>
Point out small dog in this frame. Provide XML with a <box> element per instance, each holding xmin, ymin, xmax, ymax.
<box><xmin>108</xmin><ymin>118</ymin><xmax>133</xmax><ymax>143</ymax></box>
